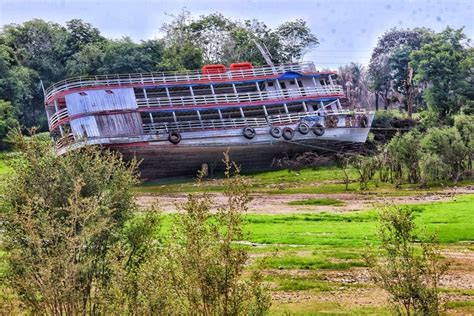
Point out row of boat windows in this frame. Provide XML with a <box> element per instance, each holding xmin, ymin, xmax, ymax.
<box><xmin>133</xmin><ymin>79</ymin><xmax>321</xmax><ymax>99</ymax></box>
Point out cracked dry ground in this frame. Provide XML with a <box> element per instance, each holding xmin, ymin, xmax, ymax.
<box><xmin>259</xmin><ymin>248</ymin><xmax>474</xmax><ymax>313</ymax></box>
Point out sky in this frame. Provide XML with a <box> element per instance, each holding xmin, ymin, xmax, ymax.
<box><xmin>0</xmin><ymin>0</ymin><xmax>473</xmax><ymax>70</ymax></box>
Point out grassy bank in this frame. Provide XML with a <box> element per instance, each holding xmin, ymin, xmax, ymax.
<box><xmin>136</xmin><ymin>166</ymin><xmax>472</xmax><ymax>196</ymax></box>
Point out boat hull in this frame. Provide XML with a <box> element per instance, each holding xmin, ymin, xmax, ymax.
<box><xmin>105</xmin><ymin>125</ymin><xmax>372</xmax><ymax>179</ymax></box>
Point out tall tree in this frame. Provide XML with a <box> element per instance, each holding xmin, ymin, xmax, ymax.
<box><xmin>410</xmin><ymin>27</ymin><xmax>473</xmax><ymax>121</ymax></box>
<box><xmin>368</xmin><ymin>28</ymin><xmax>433</xmax><ymax>111</ymax></box>
<box><xmin>65</xmin><ymin>19</ymin><xmax>105</xmax><ymax>57</ymax></box>
<box><xmin>275</xmin><ymin>19</ymin><xmax>319</xmax><ymax>62</ymax></box>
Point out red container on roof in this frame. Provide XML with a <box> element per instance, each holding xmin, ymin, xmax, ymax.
<box><xmin>229</xmin><ymin>62</ymin><xmax>254</xmax><ymax>71</ymax></box>
<box><xmin>202</xmin><ymin>64</ymin><xmax>227</xmax><ymax>74</ymax></box>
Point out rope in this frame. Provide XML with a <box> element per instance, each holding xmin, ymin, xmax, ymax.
<box><xmin>281</xmin><ymin>139</ymin><xmax>360</xmax><ymax>156</ymax></box>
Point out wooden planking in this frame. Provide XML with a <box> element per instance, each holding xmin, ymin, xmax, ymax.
<box><xmin>95</xmin><ymin>113</ymin><xmax>143</xmax><ymax>137</ymax></box>
<box><xmin>70</xmin><ymin>116</ymin><xmax>100</xmax><ymax>138</ymax></box>
<box><xmin>65</xmin><ymin>88</ymin><xmax>137</xmax><ymax>115</ymax></box>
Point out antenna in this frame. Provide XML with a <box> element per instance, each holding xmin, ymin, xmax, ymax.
<box><xmin>252</xmin><ymin>39</ymin><xmax>274</xmax><ymax>67</ymax></box>
<box><xmin>40</xmin><ymin>79</ymin><xmax>46</xmax><ymax>95</ymax></box>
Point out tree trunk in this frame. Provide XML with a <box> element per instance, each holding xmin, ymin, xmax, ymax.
<box><xmin>375</xmin><ymin>93</ymin><xmax>379</xmax><ymax>111</ymax></box>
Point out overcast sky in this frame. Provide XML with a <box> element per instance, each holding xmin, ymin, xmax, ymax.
<box><xmin>0</xmin><ymin>0</ymin><xmax>473</xmax><ymax>69</ymax></box>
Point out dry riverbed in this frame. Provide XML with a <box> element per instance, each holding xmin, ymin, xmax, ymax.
<box><xmin>136</xmin><ymin>186</ymin><xmax>474</xmax><ymax>214</ymax></box>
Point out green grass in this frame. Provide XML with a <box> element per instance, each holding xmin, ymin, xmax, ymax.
<box><xmin>264</xmin><ymin>274</ymin><xmax>353</xmax><ymax>292</ymax></box>
<box><xmin>288</xmin><ymin>198</ymin><xmax>344</xmax><ymax>206</ymax></box>
<box><xmin>242</xmin><ymin>195</ymin><xmax>474</xmax><ymax>247</ymax></box>
<box><xmin>257</xmin><ymin>252</ymin><xmax>366</xmax><ymax>270</ymax></box>
<box><xmin>136</xmin><ymin>164</ymin><xmax>473</xmax><ymax>196</ymax></box>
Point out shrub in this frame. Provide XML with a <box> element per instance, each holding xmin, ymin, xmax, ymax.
<box><xmin>365</xmin><ymin>206</ymin><xmax>449</xmax><ymax>315</ymax></box>
<box><xmin>153</xmin><ymin>154</ymin><xmax>271</xmax><ymax>315</ymax></box>
<box><xmin>349</xmin><ymin>155</ymin><xmax>377</xmax><ymax>190</ymax></box>
<box><xmin>1</xmin><ymin>131</ymin><xmax>139</xmax><ymax>314</ymax></box>
<box><xmin>420</xmin><ymin>127</ymin><xmax>469</xmax><ymax>182</ymax></box>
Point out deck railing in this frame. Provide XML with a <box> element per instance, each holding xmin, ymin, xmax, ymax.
<box><xmin>44</xmin><ymin>62</ymin><xmax>318</xmax><ymax>103</ymax></box>
<box><xmin>54</xmin><ymin>109</ymin><xmax>370</xmax><ymax>150</ymax></box>
<box><xmin>49</xmin><ymin>107</ymin><xmax>69</xmax><ymax>129</ymax></box>
<box><xmin>136</xmin><ymin>85</ymin><xmax>344</xmax><ymax>109</ymax></box>
<box><xmin>141</xmin><ymin>110</ymin><xmax>361</xmax><ymax>134</ymax></box>
<box><xmin>48</xmin><ymin>85</ymin><xmax>344</xmax><ymax>130</ymax></box>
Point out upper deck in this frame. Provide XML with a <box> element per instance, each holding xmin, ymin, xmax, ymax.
<box><xmin>44</xmin><ymin>62</ymin><xmax>333</xmax><ymax>104</ymax></box>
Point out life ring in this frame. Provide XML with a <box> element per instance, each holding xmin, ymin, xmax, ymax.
<box><xmin>359</xmin><ymin>115</ymin><xmax>369</xmax><ymax>128</ymax></box>
<box><xmin>326</xmin><ymin>115</ymin><xmax>339</xmax><ymax>128</ymax></box>
<box><xmin>282</xmin><ymin>127</ymin><xmax>294</xmax><ymax>140</ymax></box>
<box><xmin>168</xmin><ymin>131</ymin><xmax>181</xmax><ymax>144</ymax></box>
<box><xmin>312</xmin><ymin>123</ymin><xmax>325</xmax><ymax>136</ymax></box>
<box><xmin>298</xmin><ymin>122</ymin><xmax>310</xmax><ymax>135</ymax></box>
<box><xmin>270</xmin><ymin>126</ymin><xmax>282</xmax><ymax>138</ymax></box>
<box><xmin>242</xmin><ymin>126</ymin><xmax>256</xmax><ymax>139</ymax></box>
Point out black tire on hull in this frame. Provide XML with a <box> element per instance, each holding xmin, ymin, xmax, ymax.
<box><xmin>312</xmin><ymin>123</ymin><xmax>325</xmax><ymax>136</ymax></box>
<box><xmin>282</xmin><ymin>127</ymin><xmax>294</xmax><ymax>140</ymax></box>
<box><xmin>242</xmin><ymin>126</ymin><xmax>256</xmax><ymax>139</ymax></box>
<box><xmin>270</xmin><ymin>126</ymin><xmax>282</xmax><ymax>138</ymax></box>
<box><xmin>168</xmin><ymin>131</ymin><xmax>182</xmax><ymax>144</ymax></box>
<box><xmin>298</xmin><ymin>122</ymin><xmax>310</xmax><ymax>134</ymax></box>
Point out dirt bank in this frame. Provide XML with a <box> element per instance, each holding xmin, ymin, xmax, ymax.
<box><xmin>136</xmin><ymin>186</ymin><xmax>474</xmax><ymax>214</ymax></box>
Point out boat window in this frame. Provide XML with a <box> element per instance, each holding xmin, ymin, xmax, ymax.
<box><xmin>280</xmin><ymin>82</ymin><xmax>287</xmax><ymax>89</ymax></box>
<box><xmin>289</xmin><ymin>80</ymin><xmax>295</xmax><ymax>85</ymax></box>
<box><xmin>320</xmin><ymin>80</ymin><xmax>325</xmax><ymax>85</ymax></box>
<box><xmin>267</xmin><ymin>82</ymin><xmax>274</xmax><ymax>87</ymax></box>
<box><xmin>297</xmin><ymin>80</ymin><xmax>303</xmax><ymax>87</ymax></box>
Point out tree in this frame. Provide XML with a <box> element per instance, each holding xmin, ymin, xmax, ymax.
<box><xmin>275</xmin><ymin>19</ymin><xmax>319</xmax><ymax>62</ymax></box>
<box><xmin>365</xmin><ymin>206</ymin><xmax>448</xmax><ymax>315</ymax></box>
<box><xmin>66</xmin><ymin>37</ymin><xmax>164</xmax><ymax>75</ymax></box>
<box><xmin>1</xmin><ymin>19</ymin><xmax>69</xmax><ymax>84</ymax></box>
<box><xmin>1</xmin><ymin>132</ymin><xmax>139</xmax><ymax>314</ymax></box>
<box><xmin>160</xmin><ymin>11</ymin><xmax>318</xmax><ymax>66</ymax></box>
<box><xmin>390</xmin><ymin>46</ymin><xmax>417</xmax><ymax>117</ymax></box>
<box><xmin>0</xmin><ymin>65</ymin><xmax>44</xmax><ymax>129</ymax></box>
<box><xmin>410</xmin><ymin>27</ymin><xmax>473</xmax><ymax>121</ymax></box>
<box><xmin>0</xmin><ymin>100</ymin><xmax>18</xmax><ymax>149</ymax></box>
<box><xmin>65</xmin><ymin>19</ymin><xmax>105</xmax><ymax>57</ymax></box>
<box><xmin>338</xmin><ymin>62</ymin><xmax>370</xmax><ymax>109</ymax></box>
<box><xmin>368</xmin><ymin>28</ymin><xmax>433</xmax><ymax>111</ymax></box>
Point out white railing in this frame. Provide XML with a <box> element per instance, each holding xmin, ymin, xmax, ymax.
<box><xmin>44</xmin><ymin>62</ymin><xmax>317</xmax><ymax>103</ymax></box>
<box><xmin>49</xmin><ymin>107</ymin><xmax>69</xmax><ymax>129</ymax></box>
<box><xmin>143</xmin><ymin>117</ymin><xmax>269</xmax><ymax>134</ymax></box>
<box><xmin>47</xmin><ymin>85</ymin><xmax>344</xmax><ymax>130</ymax></box>
<box><xmin>54</xmin><ymin>109</ymin><xmax>371</xmax><ymax>149</ymax></box>
<box><xmin>55</xmin><ymin>133</ymin><xmax>75</xmax><ymax>150</ymax></box>
<box><xmin>136</xmin><ymin>85</ymin><xmax>344</xmax><ymax>109</ymax></box>
<box><xmin>141</xmin><ymin>111</ymin><xmax>359</xmax><ymax>134</ymax></box>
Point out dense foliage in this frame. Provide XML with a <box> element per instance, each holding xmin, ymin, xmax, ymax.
<box><xmin>368</xmin><ymin>27</ymin><xmax>473</xmax><ymax>121</ymax></box>
<box><xmin>348</xmin><ymin>114</ymin><xmax>473</xmax><ymax>189</ymax></box>
<box><xmin>1</xmin><ymin>132</ymin><xmax>139</xmax><ymax>313</ymax></box>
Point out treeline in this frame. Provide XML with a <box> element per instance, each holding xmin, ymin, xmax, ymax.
<box><xmin>340</xmin><ymin>27</ymin><xmax>473</xmax><ymax>122</ymax></box>
<box><xmin>0</xmin><ymin>11</ymin><xmax>317</xmax><ymax>144</ymax></box>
